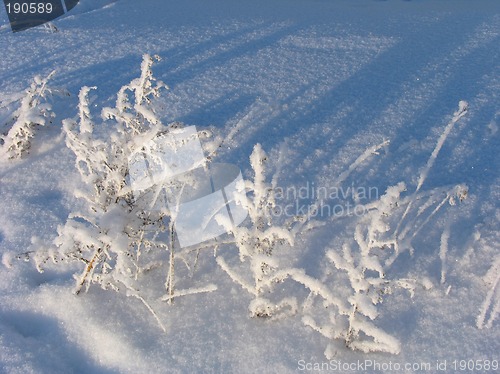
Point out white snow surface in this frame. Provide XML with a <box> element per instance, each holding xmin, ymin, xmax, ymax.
<box><xmin>0</xmin><ymin>0</ymin><xmax>499</xmax><ymax>373</ymax></box>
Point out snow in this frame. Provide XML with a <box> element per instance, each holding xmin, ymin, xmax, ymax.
<box><xmin>1</xmin><ymin>0</ymin><xmax>499</xmax><ymax>372</ymax></box>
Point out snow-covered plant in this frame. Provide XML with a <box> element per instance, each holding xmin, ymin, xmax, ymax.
<box><xmin>303</xmin><ymin>183</ymin><xmax>422</xmax><ymax>355</ymax></box>
<box><xmin>0</xmin><ymin>71</ymin><xmax>60</xmax><ymax>160</ymax></box>
<box><xmin>28</xmin><ymin>54</ymin><xmax>215</xmax><ymax>330</ymax></box>
<box><xmin>302</xmin><ymin>101</ymin><xmax>469</xmax><ymax>357</ymax></box>
<box><xmin>298</xmin><ymin>185</ymin><xmax>468</xmax><ymax>357</ymax></box>
<box><xmin>215</xmin><ymin>144</ymin><xmax>299</xmax><ymax>318</ymax></box>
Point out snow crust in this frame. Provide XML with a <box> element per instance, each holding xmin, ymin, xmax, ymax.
<box><xmin>0</xmin><ymin>0</ymin><xmax>499</xmax><ymax>372</ymax></box>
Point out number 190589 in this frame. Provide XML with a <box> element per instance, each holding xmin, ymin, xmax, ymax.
<box><xmin>6</xmin><ymin>2</ymin><xmax>53</xmax><ymax>14</ymax></box>
<box><xmin>452</xmin><ymin>360</ymin><xmax>498</xmax><ymax>371</ymax></box>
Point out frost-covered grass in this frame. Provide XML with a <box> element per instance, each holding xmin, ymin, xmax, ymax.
<box><xmin>0</xmin><ymin>0</ymin><xmax>499</xmax><ymax>372</ymax></box>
